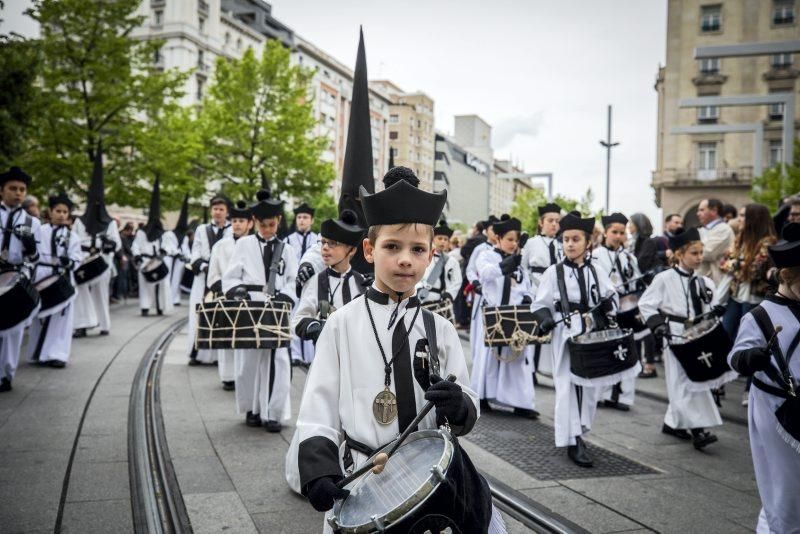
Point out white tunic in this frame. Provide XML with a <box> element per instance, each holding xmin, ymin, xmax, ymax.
<box><xmin>286</xmin><ymin>231</ymin><xmax>320</xmax><ymax>363</ymax></box>
<box><xmin>131</xmin><ymin>230</ymin><xmax>177</xmax><ymax>315</ymax></box>
<box><xmin>467</xmin><ymin>241</ymin><xmax>493</xmax><ymax>378</ymax></box>
<box><xmin>27</xmin><ymin>224</ymin><xmax>82</xmax><ymax>364</ymax></box>
<box><xmin>207</xmin><ymin>236</ymin><xmax>238</xmax><ymax>382</ymax></box>
<box><xmin>416</xmin><ymin>250</ymin><xmax>463</xmax><ymax>303</ymax></box>
<box><xmin>284</xmin><ymin>230</ymin><xmax>319</xmax><ymax>264</ymax></box>
<box><xmin>166</xmin><ymin>232</ymin><xmax>190</xmax><ymax>305</ymax></box>
<box><xmin>470</xmin><ymin>249</ymin><xmax>535</xmax><ymax>410</ymax></box>
<box><xmin>638</xmin><ymin>268</ymin><xmax>723</xmax><ymax>430</ymax></box>
<box><xmin>291</xmin><ymin>267</ymin><xmax>364</xmax><ymax>339</ymax></box>
<box><xmin>728</xmin><ymin>298</ymin><xmax>800</xmax><ymax>534</ymax></box>
<box><xmin>70</xmin><ymin>218</ymin><xmax>121</xmax><ymax>332</ymax></box>
<box><xmin>222</xmin><ymin>235</ymin><xmax>297</xmax><ymax>422</ymax></box>
<box><xmin>532</xmin><ymin>260</ymin><xmax>617</xmax><ymax>447</ymax></box>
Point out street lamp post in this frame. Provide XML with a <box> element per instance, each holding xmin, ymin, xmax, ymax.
<box><xmin>599</xmin><ymin>105</ymin><xmax>620</xmax><ymax>213</ymax></box>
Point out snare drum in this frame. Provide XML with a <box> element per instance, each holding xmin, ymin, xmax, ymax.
<box><xmin>0</xmin><ymin>271</ymin><xmax>40</xmax><ymax>332</ymax></box>
<box><xmin>74</xmin><ymin>254</ymin><xmax>108</xmax><ymax>286</ymax></box>
<box><xmin>35</xmin><ymin>273</ymin><xmax>76</xmax><ymax>317</ymax></box>
<box><xmin>421</xmin><ymin>298</ymin><xmax>455</xmax><ymax>325</ymax></box>
<box><xmin>483</xmin><ymin>305</ymin><xmax>550</xmax><ymax>362</ymax></box>
<box><xmin>568</xmin><ymin>328</ymin><xmax>640</xmax><ymax>387</ymax></box>
<box><xmin>179</xmin><ymin>266</ymin><xmax>194</xmax><ymax>293</ymax></box>
<box><xmin>331</xmin><ymin>428</ymin><xmax>492</xmax><ymax>534</ymax></box>
<box><xmin>669</xmin><ymin>318</ymin><xmax>735</xmax><ymax>389</ymax></box>
<box><xmin>616</xmin><ymin>292</ymin><xmax>647</xmax><ymax>333</ymax></box>
<box><xmin>195</xmin><ymin>299</ymin><xmax>292</xmax><ymax>349</ymax></box>
<box><xmin>142</xmin><ymin>258</ymin><xmax>168</xmax><ymax>283</ymax></box>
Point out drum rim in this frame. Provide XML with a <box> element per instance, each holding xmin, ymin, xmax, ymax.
<box><xmin>668</xmin><ymin>318</ymin><xmax>721</xmax><ymax>347</ymax></box>
<box><xmin>570</xmin><ymin>327</ymin><xmax>633</xmax><ymax>344</ymax></box>
<box><xmin>331</xmin><ymin>428</ymin><xmax>455</xmax><ymax>533</ymax></box>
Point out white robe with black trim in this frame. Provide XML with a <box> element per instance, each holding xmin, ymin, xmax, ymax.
<box><xmin>72</xmin><ymin>218</ymin><xmax>121</xmax><ymax>332</ymax></box>
<box><xmin>286</xmin><ymin>231</ymin><xmax>319</xmax><ymax>364</ymax></box>
<box><xmin>466</xmin><ymin>241</ymin><xmax>492</xmax><ymax>374</ymax></box>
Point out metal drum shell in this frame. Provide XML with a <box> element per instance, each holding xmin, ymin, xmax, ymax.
<box><xmin>668</xmin><ymin>318</ymin><xmax>734</xmax><ymax>383</ymax></box>
<box><xmin>74</xmin><ymin>254</ymin><xmax>109</xmax><ymax>286</ymax></box>
<box><xmin>142</xmin><ymin>259</ymin><xmax>169</xmax><ymax>284</ymax></box>
<box><xmin>179</xmin><ymin>266</ymin><xmax>194</xmax><ymax>293</ymax></box>
<box><xmin>568</xmin><ymin>328</ymin><xmax>639</xmax><ymax>380</ymax></box>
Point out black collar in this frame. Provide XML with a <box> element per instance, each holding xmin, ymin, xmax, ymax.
<box><xmin>366</xmin><ymin>286</ymin><xmax>419</xmax><ymax>307</ymax></box>
<box><xmin>673</xmin><ymin>266</ymin><xmax>694</xmax><ymax>278</ymax></box>
<box><xmin>256</xmin><ymin>234</ymin><xmax>276</xmax><ymax>244</ymax></box>
<box><xmin>326</xmin><ymin>267</ymin><xmax>350</xmax><ymax>279</ymax></box>
<box><xmin>493</xmin><ymin>247</ymin><xmax>510</xmax><ymax>258</ymax></box>
<box><xmin>767</xmin><ymin>292</ymin><xmax>800</xmax><ymax>311</ymax></box>
<box><xmin>563</xmin><ymin>258</ymin><xmax>586</xmax><ymax>269</ymax></box>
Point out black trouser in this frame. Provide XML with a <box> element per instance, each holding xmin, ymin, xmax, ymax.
<box><xmin>641</xmin><ymin>333</ymin><xmax>656</xmax><ymax>364</ymax></box>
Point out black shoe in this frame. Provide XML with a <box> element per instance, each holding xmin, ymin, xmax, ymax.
<box><xmin>264</xmin><ymin>420</ymin><xmax>282</xmax><ymax>433</ymax></box>
<box><xmin>188</xmin><ymin>358</ymin><xmax>201</xmax><ymax>366</ymax></box>
<box><xmin>245</xmin><ymin>411</ymin><xmax>261</xmax><ymax>427</ymax></box>
<box><xmin>479</xmin><ymin>399</ymin><xmax>493</xmax><ymax>412</ymax></box>
<box><xmin>190</xmin><ymin>348</ymin><xmax>198</xmax><ymax>359</ymax></box>
<box><xmin>638</xmin><ymin>368</ymin><xmax>658</xmax><ymax>379</ymax></box>
<box><xmin>99</xmin><ymin>330</ymin><xmax>109</xmax><ymax>336</ymax></box>
<box><xmin>691</xmin><ymin>429</ymin><xmax>718</xmax><ymax>450</ymax></box>
<box><xmin>662</xmin><ymin>423</ymin><xmax>691</xmax><ymax>440</ymax></box>
<box><xmin>567</xmin><ymin>437</ymin><xmax>593</xmax><ymax>467</ymax></box>
<box><xmin>48</xmin><ymin>360</ymin><xmax>66</xmax><ymax>368</ymax></box>
<box><xmin>532</xmin><ymin>373</ymin><xmax>539</xmax><ymax>386</ymax></box>
<box><xmin>141</xmin><ymin>309</ymin><xmax>149</xmax><ymax>317</ymax></box>
<box><xmin>0</xmin><ymin>377</ymin><xmax>11</xmax><ymax>392</ymax></box>
<box><xmin>157</xmin><ymin>310</ymin><xmax>163</xmax><ymax>316</ymax></box>
<box><xmin>513</xmin><ymin>407</ymin><xmax>540</xmax><ymax>420</ymax></box>
<box><xmin>603</xmin><ymin>400</ymin><xmax>631</xmax><ymax>412</ymax></box>
<box><xmin>222</xmin><ymin>381</ymin><xmax>235</xmax><ymax>391</ymax></box>
<box><xmin>73</xmin><ymin>328</ymin><xmax>87</xmax><ymax>338</ymax></box>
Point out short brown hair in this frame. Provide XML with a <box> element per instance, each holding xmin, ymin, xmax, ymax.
<box><xmin>367</xmin><ymin>223</ymin><xmax>434</xmax><ymax>245</ymax></box>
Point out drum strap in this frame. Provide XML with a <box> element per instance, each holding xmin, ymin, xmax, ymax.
<box><xmin>317</xmin><ymin>270</ymin><xmax>331</xmax><ymax>318</ymax></box>
<box><xmin>751</xmin><ymin>305</ymin><xmax>800</xmax><ymax>393</ymax></box>
<box><xmin>555</xmin><ymin>264</ymin><xmax>573</xmax><ymax>326</ymax></box>
<box><xmin>266</xmin><ymin>240</ymin><xmax>284</xmax><ymax>296</ymax></box>
<box><xmin>421</xmin><ymin>308</ymin><xmax>441</xmax><ymax>375</ymax></box>
<box><xmin>425</xmin><ymin>253</ymin><xmax>448</xmax><ymax>290</ymax></box>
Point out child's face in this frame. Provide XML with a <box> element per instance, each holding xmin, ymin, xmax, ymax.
<box><xmin>231</xmin><ymin>217</ymin><xmax>251</xmax><ymax>238</ymax></box>
<box><xmin>254</xmin><ymin>215</ymin><xmax>280</xmax><ymax>239</ymax></box>
<box><xmin>320</xmin><ymin>237</ymin><xmax>353</xmax><ymax>268</ymax></box>
<box><xmin>677</xmin><ymin>242</ymin><xmax>704</xmax><ymax>270</ymax></box>
<box><xmin>497</xmin><ymin>231</ymin><xmax>518</xmax><ymax>255</ymax></box>
<box><xmin>1</xmin><ymin>181</ymin><xmax>26</xmax><ymax>207</ymax></box>
<box><xmin>211</xmin><ymin>203</ymin><xmax>228</xmax><ymax>225</ymax></box>
<box><xmin>604</xmin><ymin>223</ymin><xmax>626</xmax><ymax>249</ymax></box>
<box><xmin>781</xmin><ymin>267</ymin><xmax>800</xmax><ymax>298</ymax></box>
<box><xmin>50</xmin><ymin>204</ymin><xmax>70</xmax><ymax>225</ymax></box>
<box><xmin>539</xmin><ymin>213</ymin><xmax>560</xmax><ymax>237</ymax></box>
<box><xmin>433</xmin><ymin>235</ymin><xmax>449</xmax><ymax>252</ymax></box>
<box><xmin>562</xmin><ymin>230</ymin><xmax>588</xmax><ymax>261</ymax></box>
<box><xmin>295</xmin><ymin>213</ymin><xmax>313</xmax><ymax>232</ymax></box>
<box><xmin>363</xmin><ymin>224</ymin><xmax>433</xmax><ymax>296</ymax></box>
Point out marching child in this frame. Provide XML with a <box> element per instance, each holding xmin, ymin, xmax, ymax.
<box><xmin>416</xmin><ymin>219</ymin><xmax>462</xmax><ymax>304</ymax></box>
<box><xmin>286</xmin><ymin>202</ymin><xmax>318</xmax><ymax>365</ymax></box>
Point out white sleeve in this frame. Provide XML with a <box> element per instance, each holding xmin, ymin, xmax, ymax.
<box><xmin>466</xmin><ymin>246</ymin><xmax>483</xmax><ymax>282</ymax></box>
<box><xmin>207</xmin><ymin>245</ymin><xmax>223</xmax><ymax>288</ymax></box>
<box><xmin>712</xmin><ymin>274</ymin><xmax>733</xmax><ymax>307</ymax></box>
<box><xmin>638</xmin><ymin>273</ymin><xmax>663</xmax><ymax>322</ymax></box>
<box><xmin>162</xmin><ymin>232</ymin><xmax>179</xmax><ymax>255</ymax></box>
<box><xmin>281</xmin><ymin>244</ymin><xmax>298</xmax><ymax>302</ymax></box>
<box><xmin>131</xmin><ymin>231</ymin><xmax>144</xmax><ymax>257</ymax></box>
<box><xmin>291</xmin><ymin>274</ymin><xmax>319</xmax><ymax>332</ymax></box>
<box><xmin>107</xmin><ymin>222</ymin><xmax>122</xmax><ymax>253</ymax></box>
<box><xmin>439</xmin><ymin>318</ymin><xmax>478</xmax><ymax>414</ymax></box>
<box><xmin>532</xmin><ymin>266</ymin><xmax>557</xmax><ymax>314</ymax></box>
<box><xmin>444</xmin><ymin>256</ymin><xmax>463</xmax><ymax>299</ymax></box>
<box><xmin>476</xmin><ymin>249</ymin><xmax>501</xmax><ymax>280</ymax></box>
<box><xmin>68</xmin><ymin>230</ymin><xmax>83</xmax><ymax>266</ymax></box>
<box><xmin>727</xmin><ymin>312</ymin><xmax>765</xmax><ymax>366</ymax></box>
<box><xmin>191</xmin><ymin>226</ymin><xmax>208</xmax><ymax>264</ymax></box>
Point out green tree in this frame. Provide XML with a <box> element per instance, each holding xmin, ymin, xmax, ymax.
<box><xmin>751</xmin><ymin>139</ymin><xmax>800</xmax><ymax>211</ymax></box>
<box><xmin>21</xmin><ymin>0</ymin><xmax>185</xmax><ymax>202</ymax></box>
<box><xmin>510</xmin><ymin>187</ymin><xmax>596</xmax><ymax>234</ymax></box>
<box><xmin>197</xmin><ymin>41</ymin><xmax>335</xmax><ymax>201</ymax></box>
<box><xmin>0</xmin><ymin>34</ymin><xmax>40</xmax><ymax>169</ymax></box>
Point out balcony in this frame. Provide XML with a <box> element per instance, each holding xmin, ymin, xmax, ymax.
<box><xmin>652</xmin><ymin>167</ymin><xmax>754</xmax><ymax>187</ymax></box>
<box><xmin>198</xmin><ymin>0</ymin><xmax>209</xmax><ymax>14</ymax></box>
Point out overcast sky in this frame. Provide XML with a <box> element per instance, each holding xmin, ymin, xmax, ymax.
<box><xmin>2</xmin><ymin>0</ymin><xmax>668</xmax><ymax>228</ymax></box>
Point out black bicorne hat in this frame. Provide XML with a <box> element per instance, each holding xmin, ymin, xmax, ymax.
<box><xmin>0</xmin><ymin>166</ymin><xmax>32</xmax><ymax>187</ymax></box>
<box><xmin>492</xmin><ymin>214</ymin><xmax>522</xmax><ymax>236</ymax></box>
<box><xmin>768</xmin><ymin>222</ymin><xmax>800</xmax><ymax>268</ymax></box>
<box><xmin>559</xmin><ymin>213</ymin><xmax>595</xmax><ymax>235</ymax></box>
<box><xmin>538</xmin><ymin>203</ymin><xmax>562</xmax><ymax>217</ymax></box>
<box><xmin>230</xmin><ymin>200</ymin><xmax>252</xmax><ymax>220</ymax></box>
<box><xmin>434</xmin><ymin>219</ymin><xmax>454</xmax><ymax>237</ymax></box>
<box><xmin>321</xmin><ymin>209</ymin><xmax>364</xmax><ymax>247</ymax></box>
<box><xmin>251</xmin><ymin>189</ymin><xmax>284</xmax><ymax>220</ymax></box>
<box><xmin>668</xmin><ymin>227</ymin><xmax>701</xmax><ymax>250</ymax></box>
<box><xmin>601</xmin><ymin>212</ymin><xmax>629</xmax><ymax>228</ymax></box>
<box><xmin>48</xmin><ymin>192</ymin><xmax>74</xmax><ymax>210</ymax></box>
<box><xmin>360</xmin><ymin>166</ymin><xmax>447</xmax><ymax>227</ymax></box>
<box><xmin>293</xmin><ymin>202</ymin><xmax>315</xmax><ymax>216</ymax></box>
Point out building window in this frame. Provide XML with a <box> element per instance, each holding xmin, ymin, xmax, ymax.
<box><xmin>153</xmin><ymin>48</ymin><xmax>162</xmax><ymax>64</ymax></box>
<box><xmin>237</xmin><ymin>38</ymin><xmax>242</xmax><ymax>50</ymax></box>
<box><xmin>389</xmin><ymin>131</ymin><xmax>398</xmax><ymax>140</ymax></box>
<box><xmin>153</xmin><ymin>9</ymin><xmax>163</xmax><ymax>25</ymax></box>
<box><xmin>769</xmin><ymin>140</ymin><xmax>784</xmax><ymax>167</ymax></box>
<box><xmin>701</xmin><ymin>5</ymin><xmax>722</xmax><ymax>32</ymax></box>
<box><xmin>699</xmin><ymin>57</ymin><xmax>720</xmax><ymax>74</ymax></box>
<box><xmin>196</xmin><ymin>75</ymin><xmax>205</xmax><ymax>101</ymax></box>
<box><xmin>771</xmin><ymin>53</ymin><xmax>793</xmax><ymax>68</ymax></box>
<box><xmin>225</xmin><ymin>32</ymin><xmax>231</xmax><ymax>45</ymax></box>
<box><xmin>199</xmin><ymin>16</ymin><xmax>206</xmax><ymax>33</ymax></box>
<box><xmin>697</xmin><ymin>105</ymin><xmax>719</xmax><ymax>122</ymax></box>
<box><xmin>389</xmin><ymin>114</ymin><xmax>399</xmax><ymax>124</ymax></box>
<box><xmin>773</xmin><ymin>0</ymin><xmax>795</xmax><ymax>25</ymax></box>
<box><xmin>697</xmin><ymin>142</ymin><xmax>717</xmax><ymax>171</ymax></box>
<box><xmin>769</xmin><ymin>101</ymin><xmax>785</xmax><ymax>120</ymax></box>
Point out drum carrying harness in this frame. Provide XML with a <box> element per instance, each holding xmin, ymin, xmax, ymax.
<box><xmin>555</xmin><ymin>261</ymin><xmax>600</xmax><ymax>331</ymax></box>
<box><xmin>316</xmin><ymin>269</ymin><xmax>365</xmax><ymax>319</ymax></box>
<box><xmin>418</xmin><ymin>253</ymin><xmax>449</xmax><ymax>300</ymax></box>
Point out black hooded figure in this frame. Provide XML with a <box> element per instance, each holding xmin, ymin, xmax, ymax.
<box><xmin>143</xmin><ymin>176</ymin><xmax>165</xmax><ymax>242</ymax></box>
<box><xmin>174</xmin><ymin>194</ymin><xmax>190</xmax><ymax>245</ymax></box>
<box><xmin>80</xmin><ymin>142</ymin><xmax>113</xmax><ymax>237</ymax></box>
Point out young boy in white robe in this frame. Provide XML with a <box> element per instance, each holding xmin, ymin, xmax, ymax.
<box><xmin>638</xmin><ymin>227</ymin><xmax>723</xmax><ymax>450</ymax></box>
<box><xmin>292</xmin><ymin>209</ymin><xmax>365</xmax><ymax>349</ymax></box>
<box><xmin>294</xmin><ymin>167</ymin><xmax>502</xmax><ymax>532</ymax></box>
<box><xmin>286</xmin><ymin>203</ymin><xmax>317</xmax><ymax>365</ymax></box>
<box><xmin>466</xmin><ymin>216</ymin><xmax>498</xmax><ymax>392</ymax></box>
<box><xmin>27</xmin><ymin>193</ymin><xmax>82</xmax><ymax>367</ymax></box>
<box><xmin>728</xmin><ymin>222</ymin><xmax>800</xmax><ymax>534</ymax></box>
<box><xmin>0</xmin><ymin>167</ymin><xmax>41</xmax><ymax>392</ymax></box>
<box><xmin>206</xmin><ymin>200</ymin><xmax>252</xmax><ymax>390</ymax></box>
<box><xmin>222</xmin><ymin>189</ymin><xmax>297</xmax><ymax>432</ymax></box>
<box><xmin>471</xmin><ymin>215</ymin><xmax>538</xmax><ymax>418</ymax></box>
<box><xmin>416</xmin><ymin>219</ymin><xmax>462</xmax><ymax>305</ymax></box>
<box><xmin>533</xmin><ymin>214</ymin><xmax>619</xmax><ymax>467</ymax></box>
<box><xmin>521</xmin><ymin>203</ymin><xmax>563</xmax><ymax>379</ymax></box>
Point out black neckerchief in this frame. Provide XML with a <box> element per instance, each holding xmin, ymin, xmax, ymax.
<box><xmin>364</xmin><ymin>289</ymin><xmax>422</xmax><ymax>389</ymax></box>
<box><xmin>493</xmin><ymin>247</ymin><xmax>510</xmax><ymax>258</ymax></box>
<box><xmin>326</xmin><ymin>267</ymin><xmax>349</xmax><ymax>279</ymax></box>
<box><xmin>366</xmin><ymin>286</ymin><xmax>420</xmax><ymax>329</ymax></box>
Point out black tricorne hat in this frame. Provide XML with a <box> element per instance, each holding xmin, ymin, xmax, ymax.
<box><xmin>538</xmin><ymin>203</ymin><xmax>561</xmax><ymax>217</ymax></box>
<box><xmin>434</xmin><ymin>219</ymin><xmax>454</xmax><ymax>238</ymax></box>
<box><xmin>601</xmin><ymin>212</ymin><xmax>628</xmax><ymax>228</ymax></box>
<box><xmin>668</xmin><ymin>227</ymin><xmax>701</xmax><ymax>251</ymax></box>
<box><xmin>251</xmin><ymin>189</ymin><xmax>284</xmax><ymax>220</ymax></box>
<box><xmin>768</xmin><ymin>222</ymin><xmax>800</xmax><ymax>268</ymax></box>
<box><xmin>321</xmin><ymin>209</ymin><xmax>364</xmax><ymax>247</ymax></box>
<box><xmin>360</xmin><ymin>166</ymin><xmax>446</xmax><ymax>227</ymax></box>
<box><xmin>0</xmin><ymin>166</ymin><xmax>32</xmax><ymax>187</ymax></box>
<box><xmin>48</xmin><ymin>192</ymin><xmax>74</xmax><ymax>210</ymax></box>
<box><xmin>559</xmin><ymin>213</ymin><xmax>595</xmax><ymax>235</ymax></box>
<box><xmin>230</xmin><ymin>200</ymin><xmax>252</xmax><ymax>220</ymax></box>
<box><xmin>293</xmin><ymin>202</ymin><xmax>315</xmax><ymax>217</ymax></box>
<box><xmin>492</xmin><ymin>214</ymin><xmax>522</xmax><ymax>236</ymax></box>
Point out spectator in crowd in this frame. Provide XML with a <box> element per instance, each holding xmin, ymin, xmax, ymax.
<box><xmin>627</xmin><ymin>213</ymin><xmax>659</xmax><ymax>273</ymax></box>
<box><xmin>721</xmin><ymin>203</ymin><xmax>738</xmax><ymax>223</ymax></box>
<box><xmin>696</xmin><ymin>198</ymin><xmax>735</xmax><ymax>285</ymax></box>
<box><xmin>120</xmin><ymin>222</ymin><xmax>138</xmax><ymax>297</ymax></box>
<box><xmin>787</xmin><ymin>197</ymin><xmax>800</xmax><ymax>226</ymax></box>
<box><xmin>22</xmin><ymin>196</ymin><xmax>40</xmax><ymax>218</ymax></box>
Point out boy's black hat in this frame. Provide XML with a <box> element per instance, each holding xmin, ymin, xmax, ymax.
<box><xmin>321</xmin><ymin>209</ymin><xmax>364</xmax><ymax>247</ymax></box>
<box><xmin>251</xmin><ymin>189</ymin><xmax>284</xmax><ymax>220</ymax></box>
<box><xmin>48</xmin><ymin>192</ymin><xmax>74</xmax><ymax>210</ymax></box>
<box><xmin>769</xmin><ymin>222</ymin><xmax>800</xmax><ymax>268</ymax></box>
<box><xmin>559</xmin><ymin>213</ymin><xmax>595</xmax><ymax>235</ymax></box>
<box><xmin>230</xmin><ymin>200</ymin><xmax>252</xmax><ymax>219</ymax></box>
<box><xmin>492</xmin><ymin>214</ymin><xmax>522</xmax><ymax>236</ymax></box>
<box><xmin>360</xmin><ymin>166</ymin><xmax>446</xmax><ymax>226</ymax></box>
<box><xmin>601</xmin><ymin>212</ymin><xmax>628</xmax><ymax>228</ymax></box>
<box><xmin>434</xmin><ymin>219</ymin><xmax>454</xmax><ymax>237</ymax></box>
<box><xmin>668</xmin><ymin>227</ymin><xmax>701</xmax><ymax>250</ymax></box>
<box><xmin>538</xmin><ymin>203</ymin><xmax>561</xmax><ymax>216</ymax></box>
<box><xmin>293</xmin><ymin>202</ymin><xmax>315</xmax><ymax>216</ymax></box>
<box><xmin>0</xmin><ymin>166</ymin><xmax>31</xmax><ymax>187</ymax></box>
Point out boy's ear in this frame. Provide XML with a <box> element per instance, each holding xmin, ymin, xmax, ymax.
<box><xmin>362</xmin><ymin>237</ymin><xmax>375</xmax><ymax>264</ymax></box>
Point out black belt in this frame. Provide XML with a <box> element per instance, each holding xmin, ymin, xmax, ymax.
<box><xmin>342</xmin><ymin>431</ymin><xmax>390</xmax><ymax>470</ymax></box>
<box><xmin>529</xmin><ymin>266</ymin><xmax>546</xmax><ymax>274</ymax></box>
<box><xmin>664</xmin><ymin>313</ymin><xmax>689</xmax><ymax>324</ymax></box>
<box><xmin>752</xmin><ymin>376</ymin><xmax>789</xmax><ymax>399</ymax></box>
<box><xmin>244</xmin><ymin>284</ymin><xmax>265</xmax><ymax>292</ymax></box>
<box><xmin>555</xmin><ymin>302</ymin><xmax>584</xmax><ymax>314</ymax></box>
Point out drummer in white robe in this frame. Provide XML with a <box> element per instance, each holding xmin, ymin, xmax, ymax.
<box><xmin>521</xmin><ymin>203</ymin><xmax>562</xmax><ymax>379</ymax></box>
<box><xmin>131</xmin><ymin>177</ymin><xmax>176</xmax><ymax>317</ymax></box>
<box><xmin>206</xmin><ymin>200</ymin><xmax>252</xmax><ymax>390</ymax></box>
<box><xmin>168</xmin><ymin>194</ymin><xmax>191</xmax><ymax>306</ymax></box>
<box><xmin>533</xmin><ymin>214</ymin><xmax>620</xmax><ymax>467</ymax></box>
<box><xmin>293</xmin><ymin>167</ymin><xmax>500</xmax><ymax>532</ymax></box>
<box><xmin>27</xmin><ymin>193</ymin><xmax>82</xmax><ymax>367</ymax></box>
<box><xmin>472</xmin><ymin>215</ymin><xmax>538</xmax><ymax>418</ymax></box>
<box><xmin>638</xmin><ymin>227</ymin><xmax>723</xmax><ymax>450</ymax></box>
<box><xmin>187</xmin><ymin>195</ymin><xmax>231</xmax><ymax>365</ymax></box>
<box><xmin>72</xmin><ymin>153</ymin><xmax>121</xmax><ymax>337</ymax></box>
<box><xmin>222</xmin><ymin>189</ymin><xmax>297</xmax><ymax>433</ymax></box>
<box><xmin>285</xmin><ymin>202</ymin><xmax>318</xmax><ymax>365</ymax></box>
<box><xmin>591</xmin><ymin>212</ymin><xmax>640</xmax><ymax>411</ymax></box>
<box><xmin>416</xmin><ymin>219</ymin><xmax>462</xmax><ymax>305</ymax></box>
<box><xmin>0</xmin><ymin>167</ymin><xmax>41</xmax><ymax>392</ymax></box>
<box><xmin>728</xmin><ymin>222</ymin><xmax>800</xmax><ymax>534</ymax></box>
<box><xmin>466</xmin><ymin>215</ymin><xmax>498</xmax><ymax>388</ymax></box>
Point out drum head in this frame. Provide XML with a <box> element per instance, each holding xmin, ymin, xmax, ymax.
<box><xmin>671</xmin><ymin>318</ymin><xmax>717</xmax><ymax>345</ymax></box>
<box><xmin>36</xmin><ymin>275</ymin><xmax>61</xmax><ymax>291</ymax></box>
<box><xmin>334</xmin><ymin>431</ymin><xmax>453</xmax><ymax>533</ymax></box>
<box><xmin>0</xmin><ymin>271</ymin><xmax>20</xmax><ymax>296</ymax></box>
<box><xmin>573</xmin><ymin>327</ymin><xmax>629</xmax><ymax>344</ymax></box>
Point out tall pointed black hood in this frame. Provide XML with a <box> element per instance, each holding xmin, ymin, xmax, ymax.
<box><xmin>388</xmin><ymin>146</ymin><xmax>395</xmax><ymax>171</ymax></box>
<box><xmin>143</xmin><ymin>176</ymin><xmax>164</xmax><ymax>242</ymax></box>
<box><xmin>80</xmin><ymin>142</ymin><xmax>113</xmax><ymax>235</ymax></box>
<box><xmin>174</xmin><ymin>194</ymin><xmax>190</xmax><ymax>243</ymax></box>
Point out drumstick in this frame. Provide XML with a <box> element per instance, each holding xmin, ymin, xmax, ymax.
<box><xmin>766</xmin><ymin>325</ymin><xmax>783</xmax><ymax>352</ymax></box>
<box><xmin>336</xmin><ymin>374</ymin><xmax>457</xmax><ymax>489</ymax></box>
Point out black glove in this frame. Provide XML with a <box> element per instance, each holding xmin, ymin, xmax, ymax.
<box><xmin>424</xmin><ymin>375</ymin><xmax>467</xmax><ymax>425</ymax></box>
<box><xmin>191</xmin><ymin>259</ymin><xmax>206</xmax><ymax>275</ymax></box>
<box><xmin>471</xmin><ymin>280</ymin><xmax>482</xmax><ymax>295</ymax></box>
<box><xmin>133</xmin><ymin>255</ymin><xmax>143</xmax><ymax>267</ymax></box>
<box><xmin>499</xmin><ymin>254</ymin><xmax>521</xmax><ymax>276</ymax></box>
<box><xmin>520</xmin><ymin>295</ymin><xmax>532</xmax><ymax>305</ymax></box>
<box><xmin>209</xmin><ymin>280</ymin><xmax>222</xmax><ymax>294</ymax></box>
<box><xmin>538</xmin><ymin>316</ymin><xmax>555</xmax><ymax>334</ymax></box>
<box><xmin>159</xmin><ymin>248</ymin><xmax>167</xmax><ymax>256</ymax></box>
<box><xmin>229</xmin><ymin>285</ymin><xmax>250</xmax><ymax>301</ymax></box>
<box><xmin>606</xmin><ymin>314</ymin><xmax>618</xmax><ymax>329</ymax></box>
<box><xmin>305</xmin><ymin>321</ymin><xmax>323</xmax><ymax>343</ymax></box>
<box><xmin>14</xmin><ymin>227</ymin><xmax>37</xmax><ymax>256</ymax></box>
<box><xmin>272</xmin><ymin>292</ymin><xmax>294</xmax><ymax>306</ymax></box>
<box><xmin>59</xmin><ymin>257</ymin><xmax>74</xmax><ymax>271</ymax></box>
<box><xmin>711</xmin><ymin>305</ymin><xmax>726</xmax><ymax>318</ymax></box>
<box><xmin>306</xmin><ymin>476</ymin><xmax>349</xmax><ymax>512</ymax></box>
<box><xmin>730</xmin><ymin>347</ymin><xmax>771</xmax><ymax>376</ymax></box>
<box><xmin>297</xmin><ymin>262</ymin><xmax>315</xmax><ymax>285</ymax></box>
<box><xmin>102</xmin><ymin>241</ymin><xmax>116</xmax><ymax>253</ymax></box>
